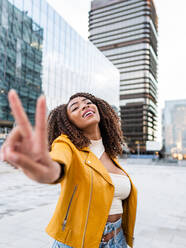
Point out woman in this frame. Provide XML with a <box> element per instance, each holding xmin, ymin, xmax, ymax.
<box><xmin>0</xmin><ymin>90</ymin><xmax>137</xmax><ymax>248</ymax></box>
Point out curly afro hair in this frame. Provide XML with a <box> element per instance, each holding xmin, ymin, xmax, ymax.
<box><xmin>47</xmin><ymin>92</ymin><xmax>124</xmax><ymax>158</ymax></box>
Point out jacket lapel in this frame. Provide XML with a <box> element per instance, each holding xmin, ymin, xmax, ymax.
<box><xmin>83</xmin><ymin>149</ymin><xmax>114</xmax><ymax>186</ymax></box>
<box><xmin>61</xmin><ymin>135</ymin><xmax>120</xmax><ymax>186</ymax></box>
<box><xmin>112</xmin><ymin>158</ymin><xmax>132</xmax><ymax>182</ymax></box>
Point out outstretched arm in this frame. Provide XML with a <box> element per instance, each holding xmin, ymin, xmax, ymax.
<box><xmin>0</xmin><ymin>89</ymin><xmax>61</xmax><ymax>184</ymax></box>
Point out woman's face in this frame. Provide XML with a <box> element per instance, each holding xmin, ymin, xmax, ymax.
<box><xmin>67</xmin><ymin>97</ymin><xmax>100</xmax><ymax>130</ymax></box>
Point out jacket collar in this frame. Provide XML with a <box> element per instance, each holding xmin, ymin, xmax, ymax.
<box><xmin>84</xmin><ymin>151</ymin><xmax>114</xmax><ymax>186</ymax></box>
<box><xmin>58</xmin><ymin>134</ymin><xmax>129</xmax><ymax>185</ymax></box>
<box><xmin>71</xmin><ymin>142</ymin><xmax>114</xmax><ymax>185</ymax></box>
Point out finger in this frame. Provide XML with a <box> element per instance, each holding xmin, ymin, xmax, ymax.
<box><xmin>2</xmin><ymin>147</ymin><xmax>19</xmax><ymax>169</ymax></box>
<box><xmin>0</xmin><ymin>138</ymin><xmax>9</xmax><ymax>159</ymax></box>
<box><xmin>8</xmin><ymin>89</ymin><xmax>32</xmax><ymax>139</ymax></box>
<box><xmin>4</xmin><ymin>149</ymin><xmax>51</xmax><ymax>183</ymax></box>
<box><xmin>35</xmin><ymin>95</ymin><xmax>48</xmax><ymax>150</ymax></box>
<box><xmin>4</xmin><ymin>148</ymin><xmax>42</xmax><ymax>175</ymax></box>
<box><xmin>7</xmin><ymin>159</ymin><xmax>19</xmax><ymax>169</ymax></box>
<box><xmin>0</xmin><ymin>149</ymin><xmax>19</xmax><ymax>169</ymax></box>
<box><xmin>0</xmin><ymin>127</ymin><xmax>22</xmax><ymax>161</ymax></box>
<box><xmin>4</xmin><ymin>126</ymin><xmax>22</xmax><ymax>149</ymax></box>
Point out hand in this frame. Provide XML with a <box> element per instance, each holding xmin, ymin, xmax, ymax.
<box><xmin>0</xmin><ymin>89</ymin><xmax>60</xmax><ymax>183</ymax></box>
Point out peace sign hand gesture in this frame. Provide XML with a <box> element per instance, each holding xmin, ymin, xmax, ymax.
<box><xmin>0</xmin><ymin>90</ymin><xmax>61</xmax><ymax>183</ymax></box>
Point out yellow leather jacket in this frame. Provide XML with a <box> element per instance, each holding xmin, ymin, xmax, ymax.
<box><xmin>46</xmin><ymin>134</ymin><xmax>137</xmax><ymax>248</ymax></box>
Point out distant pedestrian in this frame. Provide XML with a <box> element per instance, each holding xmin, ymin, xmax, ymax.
<box><xmin>0</xmin><ymin>89</ymin><xmax>137</xmax><ymax>248</ymax></box>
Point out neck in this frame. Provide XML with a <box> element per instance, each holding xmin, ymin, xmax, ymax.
<box><xmin>83</xmin><ymin>125</ymin><xmax>101</xmax><ymax>140</ymax></box>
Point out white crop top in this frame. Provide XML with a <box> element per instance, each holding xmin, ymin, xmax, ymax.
<box><xmin>89</xmin><ymin>139</ymin><xmax>131</xmax><ymax>215</ymax></box>
<box><xmin>109</xmin><ymin>173</ymin><xmax>131</xmax><ymax>214</ymax></box>
<box><xmin>89</xmin><ymin>139</ymin><xmax>105</xmax><ymax>159</ymax></box>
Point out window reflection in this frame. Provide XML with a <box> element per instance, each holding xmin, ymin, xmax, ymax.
<box><xmin>0</xmin><ymin>0</ymin><xmax>43</xmax><ymax>125</ymax></box>
<box><xmin>0</xmin><ymin>0</ymin><xmax>120</xmax><ymax>131</ymax></box>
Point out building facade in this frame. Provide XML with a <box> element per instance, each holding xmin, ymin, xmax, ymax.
<box><xmin>162</xmin><ymin>100</ymin><xmax>186</xmax><ymax>160</ymax></box>
<box><xmin>0</xmin><ymin>0</ymin><xmax>43</xmax><ymax>129</ymax></box>
<box><xmin>0</xmin><ymin>0</ymin><xmax>120</xmax><ymax>134</ymax></box>
<box><xmin>89</xmin><ymin>0</ymin><xmax>158</xmax><ymax>153</ymax></box>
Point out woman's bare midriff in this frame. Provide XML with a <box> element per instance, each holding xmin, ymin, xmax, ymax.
<box><xmin>107</xmin><ymin>213</ymin><xmax>122</xmax><ymax>222</ymax></box>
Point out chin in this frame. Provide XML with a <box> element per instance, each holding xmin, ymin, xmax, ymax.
<box><xmin>80</xmin><ymin>119</ymin><xmax>100</xmax><ymax>130</ymax></box>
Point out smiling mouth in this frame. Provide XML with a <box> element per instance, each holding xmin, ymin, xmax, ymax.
<box><xmin>83</xmin><ymin>111</ymin><xmax>95</xmax><ymax>118</ymax></box>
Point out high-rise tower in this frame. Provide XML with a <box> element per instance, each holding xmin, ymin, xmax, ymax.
<box><xmin>89</xmin><ymin>0</ymin><xmax>158</xmax><ymax>153</ymax></box>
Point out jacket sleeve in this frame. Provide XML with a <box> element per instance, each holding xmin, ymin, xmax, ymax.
<box><xmin>49</xmin><ymin>139</ymin><xmax>73</xmax><ymax>183</ymax></box>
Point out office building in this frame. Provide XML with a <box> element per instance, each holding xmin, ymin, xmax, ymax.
<box><xmin>0</xmin><ymin>0</ymin><xmax>43</xmax><ymax>129</ymax></box>
<box><xmin>89</xmin><ymin>0</ymin><xmax>158</xmax><ymax>153</ymax></box>
<box><xmin>0</xmin><ymin>0</ymin><xmax>119</xmax><ymax>134</ymax></box>
<box><xmin>162</xmin><ymin>99</ymin><xmax>186</xmax><ymax>160</ymax></box>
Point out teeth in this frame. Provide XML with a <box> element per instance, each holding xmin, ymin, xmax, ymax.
<box><xmin>84</xmin><ymin>111</ymin><xmax>93</xmax><ymax>117</ymax></box>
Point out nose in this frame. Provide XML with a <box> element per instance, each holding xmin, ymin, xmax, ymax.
<box><xmin>78</xmin><ymin>101</ymin><xmax>88</xmax><ymax>111</ymax></box>
<box><xmin>81</xmin><ymin>104</ymin><xmax>88</xmax><ymax>111</ymax></box>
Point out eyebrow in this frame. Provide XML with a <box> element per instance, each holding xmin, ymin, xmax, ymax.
<box><xmin>69</xmin><ymin>98</ymin><xmax>88</xmax><ymax>109</ymax></box>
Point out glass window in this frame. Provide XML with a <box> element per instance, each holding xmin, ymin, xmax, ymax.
<box><xmin>0</xmin><ymin>0</ymin><xmax>121</xmax><ymax>122</ymax></box>
<box><xmin>23</xmin><ymin>0</ymin><xmax>33</xmax><ymax>19</ymax></box>
<box><xmin>91</xmin><ymin>25</ymin><xmax>148</xmax><ymax>42</ymax></box>
<box><xmin>92</xmin><ymin>0</ymin><xmax>143</xmax><ymax>14</ymax></box>
<box><xmin>91</xmin><ymin>6</ymin><xmax>148</xmax><ymax>26</ymax></box>
<box><xmin>32</xmin><ymin>0</ymin><xmax>41</xmax><ymax>26</ymax></box>
<box><xmin>91</xmin><ymin>1</ymin><xmax>145</xmax><ymax>19</ymax></box>
<box><xmin>40</xmin><ymin>0</ymin><xmax>47</xmax><ymax>29</ymax></box>
<box><xmin>94</xmin><ymin>33</ymin><xmax>149</xmax><ymax>47</ymax></box>
<box><xmin>13</xmin><ymin>0</ymin><xmax>24</xmax><ymax>11</ymax></box>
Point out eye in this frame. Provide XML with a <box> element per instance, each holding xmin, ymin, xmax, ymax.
<box><xmin>87</xmin><ymin>101</ymin><xmax>92</xmax><ymax>105</ymax></box>
<box><xmin>72</xmin><ymin>107</ymin><xmax>78</xmax><ymax>112</ymax></box>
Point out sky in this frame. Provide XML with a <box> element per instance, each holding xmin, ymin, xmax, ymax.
<box><xmin>46</xmin><ymin>0</ymin><xmax>186</xmax><ymax>142</ymax></box>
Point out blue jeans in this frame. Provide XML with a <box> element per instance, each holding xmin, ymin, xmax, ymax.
<box><xmin>99</xmin><ymin>218</ymin><xmax>127</xmax><ymax>248</ymax></box>
<box><xmin>52</xmin><ymin>241</ymin><xmax>70</xmax><ymax>248</ymax></box>
<box><xmin>52</xmin><ymin>218</ymin><xmax>127</xmax><ymax>248</ymax></box>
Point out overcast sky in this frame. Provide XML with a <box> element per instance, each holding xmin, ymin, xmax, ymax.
<box><xmin>47</xmin><ymin>0</ymin><xmax>186</xmax><ymax>142</ymax></box>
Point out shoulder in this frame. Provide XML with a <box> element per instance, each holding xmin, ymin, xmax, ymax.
<box><xmin>50</xmin><ymin>135</ymin><xmax>76</xmax><ymax>159</ymax></box>
<box><xmin>52</xmin><ymin>134</ymin><xmax>89</xmax><ymax>152</ymax></box>
<box><xmin>50</xmin><ymin>135</ymin><xmax>75</xmax><ymax>170</ymax></box>
<box><xmin>53</xmin><ymin>134</ymin><xmax>71</xmax><ymax>143</ymax></box>
<box><xmin>52</xmin><ymin>134</ymin><xmax>75</xmax><ymax>149</ymax></box>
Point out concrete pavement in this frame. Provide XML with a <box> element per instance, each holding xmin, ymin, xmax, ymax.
<box><xmin>0</xmin><ymin>161</ymin><xmax>186</xmax><ymax>248</ymax></box>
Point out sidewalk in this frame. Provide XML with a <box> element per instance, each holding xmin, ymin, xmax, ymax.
<box><xmin>0</xmin><ymin>163</ymin><xmax>186</xmax><ymax>248</ymax></box>
<box><xmin>0</xmin><ymin>204</ymin><xmax>55</xmax><ymax>248</ymax></box>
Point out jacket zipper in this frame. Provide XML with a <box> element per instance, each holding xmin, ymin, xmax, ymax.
<box><xmin>81</xmin><ymin>169</ymin><xmax>93</xmax><ymax>248</ymax></box>
<box><xmin>62</xmin><ymin>185</ymin><xmax>77</xmax><ymax>231</ymax></box>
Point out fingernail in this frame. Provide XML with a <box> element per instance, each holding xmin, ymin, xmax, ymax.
<box><xmin>9</xmin><ymin>89</ymin><xmax>16</xmax><ymax>94</ymax></box>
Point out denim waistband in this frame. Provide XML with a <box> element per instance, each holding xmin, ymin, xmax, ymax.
<box><xmin>103</xmin><ymin>217</ymin><xmax>122</xmax><ymax>236</ymax></box>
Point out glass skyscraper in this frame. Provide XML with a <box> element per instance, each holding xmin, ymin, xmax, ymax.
<box><xmin>89</xmin><ymin>0</ymin><xmax>158</xmax><ymax>153</ymax></box>
<box><xmin>0</xmin><ymin>0</ymin><xmax>119</xmax><ymax>133</ymax></box>
<box><xmin>0</xmin><ymin>0</ymin><xmax>43</xmax><ymax>128</ymax></box>
<box><xmin>162</xmin><ymin>100</ymin><xmax>186</xmax><ymax>160</ymax></box>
